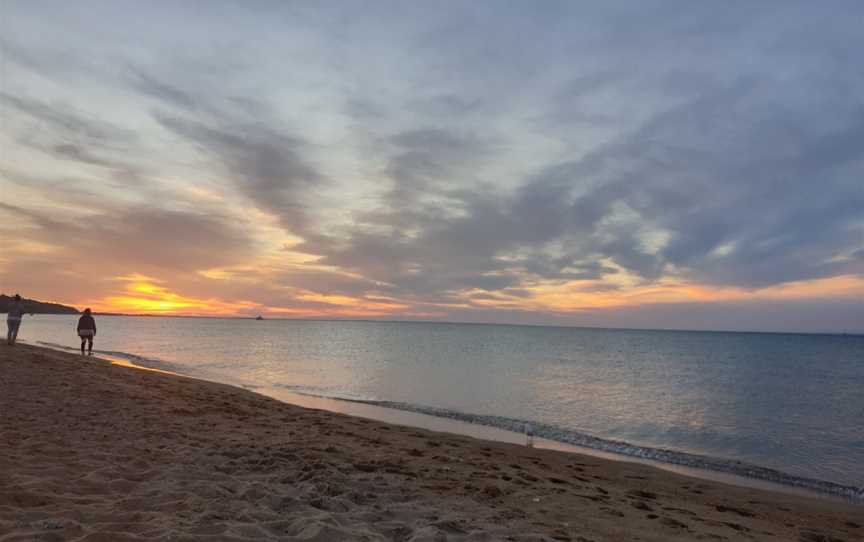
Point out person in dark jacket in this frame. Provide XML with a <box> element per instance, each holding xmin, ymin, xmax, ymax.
<box><xmin>6</xmin><ymin>294</ymin><xmax>24</xmax><ymax>345</ymax></box>
<box><xmin>77</xmin><ymin>308</ymin><xmax>97</xmax><ymax>355</ymax></box>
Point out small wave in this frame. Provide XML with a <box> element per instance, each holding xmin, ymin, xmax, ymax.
<box><xmin>34</xmin><ymin>340</ymin><xmax>81</xmax><ymax>353</ymax></box>
<box><xmin>278</xmin><ymin>387</ymin><xmax>864</xmax><ymax>501</ymax></box>
<box><xmin>35</xmin><ymin>341</ymin><xmax>180</xmax><ymax>373</ymax></box>
<box><xmin>273</xmin><ymin>383</ymin><xmax>378</xmax><ymax>402</ymax></box>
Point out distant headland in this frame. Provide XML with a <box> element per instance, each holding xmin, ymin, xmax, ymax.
<box><xmin>0</xmin><ymin>294</ymin><xmax>79</xmax><ymax>315</ymax></box>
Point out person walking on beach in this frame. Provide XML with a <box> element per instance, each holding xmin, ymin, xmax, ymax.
<box><xmin>6</xmin><ymin>294</ymin><xmax>24</xmax><ymax>345</ymax></box>
<box><xmin>77</xmin><ymin>308</ymin><xmax>97</xmax><ymax>355</ymax></box>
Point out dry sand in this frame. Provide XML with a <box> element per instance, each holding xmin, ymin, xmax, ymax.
<box><xmin>1</xmin><ymin>343</ymin><xmax>861</xmax><ymax>541</ymax></box>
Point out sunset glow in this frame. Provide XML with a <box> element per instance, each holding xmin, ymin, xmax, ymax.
<box><xmin>2</xmin><ymin>3</ymin><xmax>863</xmax><ymax>332</ymax></box>
<box><xmin>88</xmin><ymin>278</ymin><xmax>259</xmax><ymax>316</ymax></box>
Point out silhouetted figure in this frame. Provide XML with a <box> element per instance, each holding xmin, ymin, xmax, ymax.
<box><xmin>77</xmin><ymin>308</ymin><xmax>96</xmax><ymax>355</ymax></box>
<box><xmin>6</xmin><ymin>294</ymin><xmax>23</xmax><ymax>345</ymax></box>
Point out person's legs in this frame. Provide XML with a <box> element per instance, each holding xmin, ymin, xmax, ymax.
<box><xmin>86</xmin><ymin>336</ymin><xmax>93</xmax><ymax>354</ymax></box>
<box><xmin>81</xmin><ymin>337</ymin><xmax>86</xmax><ymax>355</ymax></box>
<box><xmin>6</xmin><ymin>321</ymin><xmax>11</xmax><ymax>345</ymax></box>
<box><xmin>8</xmin><ymin>320</ymin><xmax>20</xmax><ymax>345</ymax></box>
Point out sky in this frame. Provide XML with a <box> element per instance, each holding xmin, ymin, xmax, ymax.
<box><xmin>1</xmin><ymin>1</ymin><xmax>863</xmax><ymax>333</ymax></box>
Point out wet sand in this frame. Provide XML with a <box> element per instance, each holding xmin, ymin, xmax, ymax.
<box><xmin>1</xmin><ymin>343</ymin><xmax>861</xmax><ymax>541</ymax></box>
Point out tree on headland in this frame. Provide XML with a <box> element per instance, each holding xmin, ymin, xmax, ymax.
<box><xmin>0</xmin><ymin>294</ymin><xmax>79</xmax><ymax>314</ymax></box>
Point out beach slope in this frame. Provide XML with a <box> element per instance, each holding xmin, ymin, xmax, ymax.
<box><xmin>1</xmin><ymin>344</ymin><xmax>860</xmax><ymax>541</ymax></box>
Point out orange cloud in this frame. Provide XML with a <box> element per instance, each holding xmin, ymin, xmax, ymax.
<box><xmin>78</xmin><ymin>275</ymin><xmax>410</xmax><ymax>318</ymax></box>
<box><xmin>83</xmin><ymin>277</ymin><xmax>259</xmax><ymax>316</ymax></box>
<box><xmin>293</xmin><ymin>291</ymin><xmax>407</xmax><ymax>311</ymax></box>
<box><xmin>71</xmin><ymin>270</ymin><xmax>864</xmax><ymax>320</ymax></box>
<box><xmin>489</xmin><ymin>274</ymin><xmax>864</xmax><ymax>313</ymax></box>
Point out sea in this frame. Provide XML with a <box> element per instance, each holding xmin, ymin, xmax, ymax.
<box><xmin>17</xmin><ymin>314</ymin><xmax>864</xmax><ymax>500</ymax></box>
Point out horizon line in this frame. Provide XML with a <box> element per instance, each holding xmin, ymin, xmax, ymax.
<box><xmin>29</xmin><ymin>311</ymin><xmax>864</xmax><ymax>338</ymax></box>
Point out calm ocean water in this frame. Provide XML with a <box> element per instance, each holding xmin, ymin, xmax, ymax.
<box><xmin>18</xmin><ymin>315</ymin><xmax>864</xmax><ymax>497</ymax></box>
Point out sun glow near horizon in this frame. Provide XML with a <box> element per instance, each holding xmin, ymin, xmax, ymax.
<box><xmin>85</xmin><ymin>278</ymin><xmax>258</xmax><ymax>316</ymax></box>
<box><xmin>65</xmin><ymin>273</ymin><xmax>864</xmax><ymax>327</ymax></box>
<box><xmin>3</xmin><ymin>2</ymin><xmax>864</xmax><ymax>332</ymax></box>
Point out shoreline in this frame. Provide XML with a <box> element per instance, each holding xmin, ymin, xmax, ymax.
<box><xmin>2</xmin><ymin>343</ymin><xmax>861</xmax><ymax>541</ymax></box>
<box><xmin>257</xmin><ymin>387</ymin><xmax>861</xmax><ymax>505</ymax></box>
<box><xmin>23</xmin><ymin>338</ymin><xmax>864</xmax><ymax>504</ymax></box>
<box><xmin>268</xmin><ymin>390</ymin><xmax>864</xmax><ymax>503</ymax></box>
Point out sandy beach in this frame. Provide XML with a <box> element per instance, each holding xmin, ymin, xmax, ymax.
<box><xmin>1</xmin><ymin>344</ymin><xmax>860</xmax><ymax>541</ymax></box>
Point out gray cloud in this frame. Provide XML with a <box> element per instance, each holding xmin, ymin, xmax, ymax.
<box><xmin>0</xmin><ymin>202</ymin><xmax>256</xmax><ymax>277</ymax></box>
<box><xmin>126</xmin><ymin>67</ymin><xmax>201</xmax><ymax>111</ymax></box>
<box><xmin>51</xmin><ymin>143</ymin><xmax>116</xmax><ymax>167</ymax></box>
<box><xmin>3</xmin><ymin>1</ymin><xmax>863</xmax><ymax>328</ymax></box>
<box><xmin>156</xmin><ymin>113</ymin><xmax>325</xmax><ymax>235</ymax></box>
<box><xmin>559</xmin><ymin>78</ymin><xmax>864</xmax><ymax>287</ymax></box>
<box><xmin>296</xmin><ymin>127</ymin><xmax>618</xmax><ymax>301</ymax></box>
<box><xmin>0</xmin><ymin>91</ymin><xmax>152</xmax><ymax>189</ymax></box>
<box><xmin>0</xmin><ymin>92</ymin><xmax>135</xmax><ymax>143</ymax></box>
<box><xmin>300</xmin><ymin>68</ymin><xmax>864</xmax><ymax>299</ymax></box>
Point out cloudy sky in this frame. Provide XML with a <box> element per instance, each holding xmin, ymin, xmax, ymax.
<box><xmin>1</xmin><ymin>1</ymin><xmax>863</xmax><ymax>332</ymax></box>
